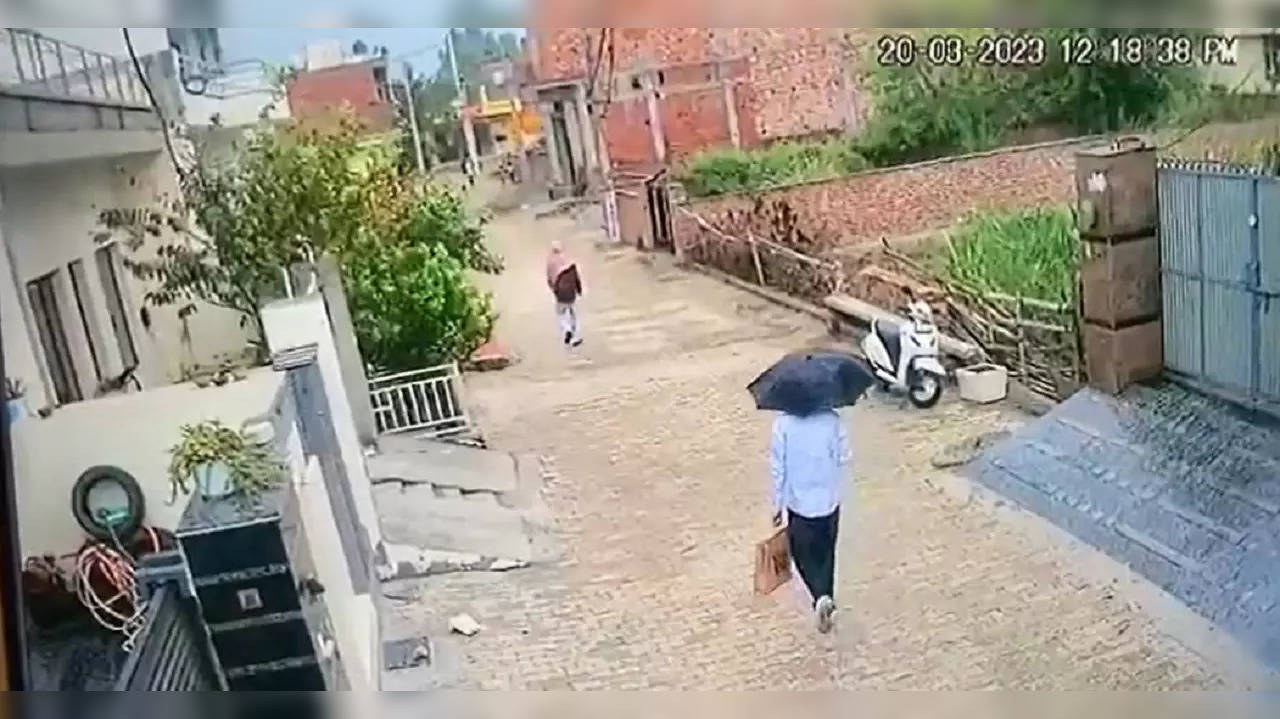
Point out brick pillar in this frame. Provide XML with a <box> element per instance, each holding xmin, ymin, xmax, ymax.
<box><xmin>1075</xmin><ymin>137</ymin><xmax>1163</xmax><ymax>395</ymax></box>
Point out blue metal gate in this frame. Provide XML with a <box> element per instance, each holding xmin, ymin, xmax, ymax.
<box><xmin>1158</xmin><ymin>160</ymin><xmax>1280</xmax><ymax>414</ymax></box>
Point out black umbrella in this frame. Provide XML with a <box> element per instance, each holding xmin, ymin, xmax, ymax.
<box><xmin>747</xmin><ymin>350</ymin><xmax>875</xmax><ymax>416</ymax></box>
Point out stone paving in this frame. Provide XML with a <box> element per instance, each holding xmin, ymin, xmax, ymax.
<box><xmin>380</xmin><ymin>205</ymin><xmax>1248</xmax><ymax>690</ymax></box>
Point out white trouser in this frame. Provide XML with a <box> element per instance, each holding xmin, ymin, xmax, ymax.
<box><xmin>556</xmin><ymin>301</ymin><xmax>579</xmax><ymax>341</ymax></box>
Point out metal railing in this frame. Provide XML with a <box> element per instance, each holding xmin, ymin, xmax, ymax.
<box><xmin>112</xmin><ymin>583</ymin><xmax>223</xmax><ymax>690</ymax></box>
<box><xmin>368</xmin><ymin>362</ymin><xmax>472</xmax><ymax>437</ymax></box>
<box><xmin>1</xmin><ymin>28</ymin><xmax>151</xmax><ymax>106</ymax></box>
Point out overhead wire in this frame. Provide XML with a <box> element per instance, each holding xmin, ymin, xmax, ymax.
<box><xmin>122</xmin><ymin>28</ymin><xmax>185</xmax><ymax>182</ymax></box>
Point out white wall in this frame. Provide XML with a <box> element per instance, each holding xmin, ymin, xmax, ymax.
<box><xmin>261</xmin><ymin>293</ymin><xmax>382</xmax><ymax>689</ymax></box>
<box><xmin>295</xmin><ymin>454</ymin><xmax>375</xmax><ymax>691</ymax></box>
<box><xmin>184</xmin><ymin>90</ymin><xmax>290</xmax><ymax>128</ymax></box>
<box><xmin>10</xmin><ymin>368</ymin><xmax>282</xmax><ymax>556</ymax></box>
<box><xmin>0</xmin><ymin>153</ymin><xmax>252</xmax><ymax>404</ymax></box>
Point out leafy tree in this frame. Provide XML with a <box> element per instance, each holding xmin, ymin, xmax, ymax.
<box><xmin>98</xmin><ymin>117</ymin><xmax>501</xmax><ymax>371</ymax></box>
<box><xmin>854</xmin><ymin>28</ymin><xmax>1198</xmax><ymax>166</ymax></box>
<box><xmin>344</xmin><ymin>241</ymin><xmax>495</xmax><ymax>372</ymax></box>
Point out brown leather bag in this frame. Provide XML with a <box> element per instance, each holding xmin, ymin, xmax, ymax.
<box><xmin>753</xmin><ymin>527</ymin><xmax>791</xmax><ymax>595</ymax></box>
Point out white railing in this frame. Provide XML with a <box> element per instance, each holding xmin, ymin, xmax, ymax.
<box><xmin>368</xmin><ymin>363</ymin><xmax>472</xmax><ymax>437</ymax></box>
<box><xmin>1</xmin><ymin>28</ymin><xmax>151</xmax><ymax>106</ymax></box>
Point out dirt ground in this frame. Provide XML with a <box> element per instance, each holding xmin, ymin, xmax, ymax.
<box><xmin>379</xmin><ymin>193</ymin><xmax>1244</xmax><ymax>689</ymax></box>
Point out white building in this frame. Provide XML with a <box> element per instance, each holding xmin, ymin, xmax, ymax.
<box><xmin>0</xmin><ymin>27</ymin><xmax>254</xmax><ymax>413</ymax></box>
<box><xmin>0</xmin><ymin>29</ymin><xmax>381</xmax><ymax>691</ymax></box>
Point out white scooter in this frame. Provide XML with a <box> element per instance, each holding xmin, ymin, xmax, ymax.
<box><xmin>860</xmin><ymin>300</ymin><xmax>946</xmax><ymax>408</ymax></box>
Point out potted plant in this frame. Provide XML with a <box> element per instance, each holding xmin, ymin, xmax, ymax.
<box><xmin>167</xmin><ymin>420</ymin><xmax>286</xmax><ymax>504</ymax></box>
<box><xmin>4</xmin><ymin>378</ymin><xmax>25</xmax><ymax>426</ymax></box>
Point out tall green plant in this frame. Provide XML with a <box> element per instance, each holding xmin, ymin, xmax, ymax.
<box><xmin>941</xmin><ymin>206</ymin><xmax>1078</xmax><ymax>303</ymax></box>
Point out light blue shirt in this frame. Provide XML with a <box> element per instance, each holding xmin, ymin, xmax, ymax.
<box><xmin>770</xmin><ymin>410</ymin><xmax>850</xmax><ymax>519</ymax></box>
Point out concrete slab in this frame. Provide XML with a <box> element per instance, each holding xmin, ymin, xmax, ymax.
<box><xmin>970</xmin><ymin>382</ymin><xmax>1280</xmax><ymax>670</ymax></box>
<box><xmin>368</xmin><ymin>437</ymin><xmax>518</xmax><ymax>493</ymax></box>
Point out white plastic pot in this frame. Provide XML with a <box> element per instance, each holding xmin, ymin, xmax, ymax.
<box><xmin>956</xmin><ymin>363</ymin><xmax>1009</xmax><ymax>404</ymax></box>
<box><xmin>193</xmin><ymin>462</ymin><xmax>234</xmax><ymax>500</ymax></box>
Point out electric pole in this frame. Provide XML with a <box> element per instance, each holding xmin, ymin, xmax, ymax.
<box><xmin>446</xmin><ymin>28</ymin><xmax>478</xmax><ymax>171</ymax></box>
<box><xmin>403</xmin><ymin>61</ymin><xmax>427</xmax><ymax>176</ymax></box>
<box><xmin>446</xmin><ymin>27</ymin><xmax>462</xmax><ymax>96</ymax></box>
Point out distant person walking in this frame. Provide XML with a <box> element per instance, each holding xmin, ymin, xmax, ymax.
<box><xmin>770</xmin><ymin>409</ymin><xmax>850</xmax><ymax>633</ymax></box>
<box><xmin>546</xmin><ymin>241</ymin><xmax>583</xmax><ymax>347</ymax></box>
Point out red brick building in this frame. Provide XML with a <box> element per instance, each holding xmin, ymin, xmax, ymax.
<box><xmin>285</xmin><ymin>58</ymin><xmax>396</xmax><ymax>133</ymax></box>
<box><xmin>524</xmin><ymin>27</ymin><xmax>870</xmax><ymax>184</ymax></box>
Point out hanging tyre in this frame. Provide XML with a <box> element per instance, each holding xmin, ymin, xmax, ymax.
<box><xmin>71</xmin><ymin>466</ymin><xmax>146</xmax><ymax>542</ymax></box>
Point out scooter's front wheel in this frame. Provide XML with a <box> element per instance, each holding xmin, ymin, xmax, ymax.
<box><xmin>908</xmin><ymin>372</ymin><xmax>943</xmax><ymax>408</ymax></box>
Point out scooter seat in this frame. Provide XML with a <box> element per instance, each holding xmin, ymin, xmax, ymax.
<box><xmin>872</xmin><ymin>320</ymin><xmax>902</xmax><ymax>371</ymax></box>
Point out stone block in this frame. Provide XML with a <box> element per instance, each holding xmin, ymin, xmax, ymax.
<box><xmin>1076</xmin><ymin>139</ymin><xmax>1157</xmax><ymax>239</ymax></box>
<box><xmin>1083</xmin><ymin>320</ymin><xmax>1163</xmax><ymax>394</ymax></box>
<box><xmin>1080</xmin><ymin>235</ymin><xmax>1161</xmax><ymax>327</ymax></box>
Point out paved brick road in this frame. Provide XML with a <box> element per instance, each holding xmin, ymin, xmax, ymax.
<box><xmin>381</xmin><ymin>208</ymin><xmax>1240</xmax><ymax>689</ymax></box>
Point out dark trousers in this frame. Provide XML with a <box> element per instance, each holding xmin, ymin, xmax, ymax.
<box><xmin>786</xmin><ymin>507</ymin><xmax>840</xmax><ymax>606</ymax></box>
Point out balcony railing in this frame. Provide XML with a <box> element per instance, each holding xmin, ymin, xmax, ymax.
<box><xmin>1</xmin><ymin>28</ymin><xmax>151</xmax><ymax>107</ymax></box>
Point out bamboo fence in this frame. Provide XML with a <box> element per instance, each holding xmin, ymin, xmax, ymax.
<box><xmin>880</xmin><ymin>245</ymin><xmax>1083</xmax><ymax>400</ymax></box>
<box><xmin>677</xmin><ymin>205</ymin><xmax>1085</xmax><ymax>400</ymax></box>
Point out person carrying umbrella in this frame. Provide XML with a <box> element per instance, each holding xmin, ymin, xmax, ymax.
<box><xmin>546</xmin><ymin>241</ymin><xmax>584</xmax><ymax>347</ymax></box>
<box><xmin>748</xmin><ymin>351</ymin><xmax>873</xmax><ymax>633</ymax></box>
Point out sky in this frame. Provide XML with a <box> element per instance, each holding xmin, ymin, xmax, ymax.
<box><xmin>219</xmin><ymin>28</ymin><xmax>460</xmax><ymax>75</ymax></box>
<box><xmin>214</xmin><ymin>0</ymin><xmax>526</xmax><ymax>75</ymax></box>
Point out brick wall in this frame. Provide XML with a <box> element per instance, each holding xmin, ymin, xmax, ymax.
<box><xmin>675</xmin><ymin>138</ymin><xmax>1096</xmax><ymax>253</ymax></box>
<box><xmin>528</xmin><ymin>26</ymin><xmax>867</xmax><ymax>160</ymax></box>
<box><xmin>661</xmin><ymin>87</ymin><xmax>733</xmax><ymax>161</ymax></box>
<box><xmin>285</xmin><ymin>62</ymin><xmax>395</xmax><ymax>133</ymax></box>
<box><xmin>602</xmin><ymin>97</ymin><xmax>656</xmax><ymax>166</ymax></box>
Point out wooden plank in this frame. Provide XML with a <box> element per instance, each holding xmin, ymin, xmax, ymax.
<box><xmin>824</xmin><ymin>293</ymin><xmax>985</xmax><ymax>361</ymax></box>
<box><xmin>748</xmin><ymin>231</ymin><xmax>766</xmax><ymax>286</ymax></box>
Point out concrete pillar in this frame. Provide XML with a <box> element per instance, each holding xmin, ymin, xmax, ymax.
<box><xmin>721</xmin><ymin>68</ymin><xmax>741</xmax><ymax>149</ymax></box>
<box><xmin>643</xmin><ymin>72</ymin><xmax>666</xmax><ymax>164</ymax></box>
<box><xmin>461</xmin><ymin>112</ymin><xmax>479</xmax><ymax>169</ymax></box>
<box><xmin>539</xmin><ymin>102</ymin><xmax>565</xmax><ymax>186</ymax></box>
<box><xmin>562</xmin><ymin>100</ymin><xmax>586</xmax><ymax>182</ymax></box>
<box><xmin>261</xmin><ymin>293</ymin><xmax>385</xmax><ymax>563</ymax></box>
<box><xmin>314</xmin><ymin>255</ymin><xmax>379</xmax><ymax>449</ymax></box>
<box><xmin>574</xmin><ymin>83</ymin><xmax>598</xmax><ymax>175</ymax></box>
<box><xmin>1075</xmin><ymin>138</ymin><xmax>1162</xmax><ymax>395</ymax></box>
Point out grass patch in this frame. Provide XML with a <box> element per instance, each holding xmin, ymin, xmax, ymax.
<box><xmin>935</xmin><ymin>207</ymin><xmax>1078</xmax><ymax>303</ymax></box>
<box><xmin>681</xmin><ymin>140</ymin><xmax>869</xmax><ymax>197</ymax></box>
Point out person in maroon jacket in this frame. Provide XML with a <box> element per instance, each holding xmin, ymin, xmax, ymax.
<box><xmin>545</xmin><ymin>242</ymin><xmax>583</xmax><ymax>347</ymax></box>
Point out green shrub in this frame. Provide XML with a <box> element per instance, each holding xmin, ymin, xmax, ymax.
<box><xmin>940</xmin><ymin>206</ymin><xmax>1078</xmax><ymax>303</ymax></box>
<box><xmin>401</xmin><ymin>184</ymin><xmax>504</xmax><ymax>273</ymax></box>
<box><xmin>682</xmin><ymin>140</ymin><xmax>869</xmax><ymax>197</ymax></box>
<box><xmin>344</xmin><ymin>242</ymin><xmax>496</xmax><ymax>374</ymax></box>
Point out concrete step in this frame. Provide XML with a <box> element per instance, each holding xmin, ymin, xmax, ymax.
<box><xmin>369</xmin><ymin>437</ymin><xmax>517</xmax><ymax>494</ymax></box>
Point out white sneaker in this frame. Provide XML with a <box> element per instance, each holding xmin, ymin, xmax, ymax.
<box><xmin>815</xmin><ymin>595</ymin><xmax>835</xmax><ymax>634</ymax></box>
